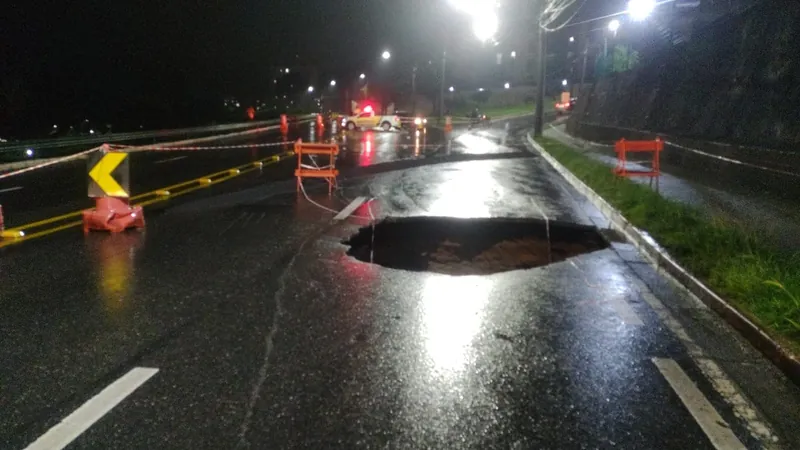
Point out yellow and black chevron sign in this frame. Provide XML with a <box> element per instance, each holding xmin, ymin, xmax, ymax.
<box><xmin>88</xmin><ymin>152</ymin><xmax>129</xmax><ymax>198</ymax></box>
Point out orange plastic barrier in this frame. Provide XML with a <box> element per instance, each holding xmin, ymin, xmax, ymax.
<box><xmin>294</xmin><ymin>140</ymin><xmax>339</xmax><ymax>194</ymax></box>
<box><xmin>614</xmin><ymin>137</ymin><xmax>663</xmax><ymax>178</ymax></box>
<box><xmin>280</xmin><ymin>114</ymin><xmax>288</xmax><ymax>135</ymax></box>
<box><xmin>444</xmin><ymin>116</ymin><xmax>453</xmax><ymax>133</ymax></box>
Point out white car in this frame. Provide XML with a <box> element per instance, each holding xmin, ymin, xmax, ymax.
<box><xmin>341</xmin><ymin>107</ymin><xmax>401</xmax><ymax>132</ymax></box>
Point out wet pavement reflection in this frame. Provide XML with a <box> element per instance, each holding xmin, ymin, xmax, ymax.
<box><xmin>1</xmin><ymin>116</ymin><xmax>797</xmax><ymax>449</ymax></box>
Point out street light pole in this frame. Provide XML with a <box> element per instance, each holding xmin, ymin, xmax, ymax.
<box><xmin>534</xmin><ymin>23</ymin><xmax>547</xmax><ymax>137</ymax></box>
<box><xmin>412</xmin><ymin>65</ymin><xmax>417</xmax><ymax>116</ymax></box>
<box><xmin>440</xmin><ymin>49</ymin><xmax>447</xmax><ymax>117</ymax></box>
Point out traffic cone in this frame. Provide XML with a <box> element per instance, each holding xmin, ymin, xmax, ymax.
<box><xmin>82</xmin><ymin>197</ymin><xmax>145</xmax><ymax>233</ymax></box>
<box><xmin>280</xmin><ymin>114</ymin><xmax>289</xmax><ymax>135</ymax></box>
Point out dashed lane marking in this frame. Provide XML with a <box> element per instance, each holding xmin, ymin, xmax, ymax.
<box><xmin>24</xmin><ymin>367</ymin><xmax>159</xmax><ymax>450</ymax></box>
<box><xmin>0</xmin><ymin>186</ymin><xmax>24</xmax><ymax>193</ymax></box>
<box><xmin>653</xmin><ymin>358</ymin><xmax>746</xmax><ymax>450</ymax></box>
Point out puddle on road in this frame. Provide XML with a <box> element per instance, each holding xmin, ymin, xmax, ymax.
<box><xmin>343</xmin><ymin>216</ymin><xmax>609</xmax><ymax>275</ymax></box>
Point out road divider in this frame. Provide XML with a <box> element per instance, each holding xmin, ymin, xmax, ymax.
<box><xmin>0</xmin><ymin>151</ymin><xmax>295</xmax><ymax>248</ymax></box>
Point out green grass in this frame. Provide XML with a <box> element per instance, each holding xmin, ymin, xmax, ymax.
<box><xmin>450</xmin><ymin>103</ymin><xmax>537</xmax><ymax>118</ymax></box>
<box><xmin>536</xmin><ymin>136</ymin><xmax>800</xmax><ymax>351</ymax></box>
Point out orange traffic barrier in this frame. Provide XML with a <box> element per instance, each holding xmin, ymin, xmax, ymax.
<box><xmin>82</xmin><ymin>146</ymin><xmax>145</xmax><ymax>233</ymax></box>
<box><xmin>294</xmin><ymin>139</ymin><xmax>339</xmax><ymax>195</ymax></box>
<box><xmin>444</xmin><ymin>116</ymin><xmax>453</xmax><ymax>133</ymax></box>
<box><xmin>83</xmin><ymin>197</ymin><xmax>145</xmax><ymax>233</ymax></box>
<box><xmin>280</xmin><ymin>114</ymin><xmax>289</xmax><ymax>135</ymax></box>
<box><xmin>614</xmin><ymin>137</ymin><xmax>663</xmax><ymax>178</ymax></box>
<box><xmin>316</xmin><ymin>113</ymin><xmax>325</xmax><ymax>130</ymax></box>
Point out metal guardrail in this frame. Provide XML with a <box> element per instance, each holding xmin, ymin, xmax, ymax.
<box><xmin>0</xmin><ymin>115</ymin><xmax>315</xmax><ymax>154</ymax></box>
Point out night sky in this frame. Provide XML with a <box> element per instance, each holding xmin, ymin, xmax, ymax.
<box><xmin>2</xmin><ymin>1</ymin><xmax>429</xmax><ymax>135</ymax></box>
<box><xmin>2</xmin><ymin>0</ymin><xmax>619</xmax><ymax>137</ymax></box>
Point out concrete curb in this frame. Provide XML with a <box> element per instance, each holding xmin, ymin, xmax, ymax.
<box><xmin>525</xmin><ymin>132</ymin><xmax>800</xmax><ymax>387</ymax></box>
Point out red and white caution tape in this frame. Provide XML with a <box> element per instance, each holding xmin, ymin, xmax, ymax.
<box><xmin>0</xmin><ymin>147</ymin><xmax>102</xmax><ymax>181</ymax></box>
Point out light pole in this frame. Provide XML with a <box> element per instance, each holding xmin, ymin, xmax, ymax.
<box><xmin>411</xmin><ymin>65</ymin><xmax>418</xmax><ymax>116</ymax></box>
<box><xmin>606</xmin><ymin>19</ymin><xmax>620</xmax><ymax>57</ymax></box>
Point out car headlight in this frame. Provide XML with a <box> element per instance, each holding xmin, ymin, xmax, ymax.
<box><xmin>422</xmin><ymin>118</ymin><xmax>427</xmax><ymax>124</ymax></box>
<box><xmin>414</xmin><ymin>117</ymin><xmax>422</xmax><ymax>125</ymax></box>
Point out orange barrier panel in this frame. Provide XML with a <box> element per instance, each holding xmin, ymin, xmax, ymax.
<box><xmin>444</xmin><ymin>116</ymin><xmax>453</xmax><ymax>133</ymax></box>
<box><xmin>614</xmin><ymin>137</ymin><xmax>663</xmax><ymax>178</ymax></box>
<box><xmin>294</xmin><ymin>140</ymin><xmax>339</xmax><ymax>195</ymax></box>
<box><xmin>280</xmin><ymin>114</ymin><xmax>288</xmax><ymax>135</ymax></box>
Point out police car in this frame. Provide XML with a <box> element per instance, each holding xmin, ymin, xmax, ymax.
<box><xmin>341</xmin><ymin>106</ymin><xmax>402</xmax><ymax>131</ymax></box>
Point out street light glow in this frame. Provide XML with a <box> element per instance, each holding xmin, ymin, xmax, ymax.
<box><xmin>25</xmin><ymin>148</ymin><xmax>34</xmax><ymax>157</ymax></box>
<box><xmin>569</xmin><ymin>36</ymin><xmax>575</xmax><ymax>42</ymax></box>
<box><xmin>510</xmin><ymin>51</ymin><xmax>516</xmax><ymax>58</ymax></box>
<box><xmin>382</xmin><ymin>50</ymin><xmax>391</xmax><ymax>60</ymax></box>
<box><xmin>628</xmin><ymin>0</ymin><xmax>656</xmax><ymax>21</ymax></box>
<box><xmin>448</xmin><ymin>0</ymin><xmax>498</xmax><ymax>41</ymax></box>
<box><xmin>608</xmin><ymin>19</ymin><xmax>621</xmax><ymax>33</ymax></box>
<box><xmin>307</xmin><ymin>86</ymin><xmax>314</xmax><ymax>93</ymax></box>
<box><xmin>330</xmin><ymin>79</ymin><xmax>336</xmax><ymax>87</ymax></box>
<box><xmin>449</xmin><ymin>86</ymin><xmax>455</xmax><ymax>92</ymax></box>
<box><xmin>562</xmin><ymin>79</ymin><xmax>568</xmax><ymax>87</ymax></box>
<box><xmin>359</xmin><ymin>73</ymin><xmax>366</xmax><ymax>79</ymax></box>
<box><xmin>285</xmin><ymin>68</ymin><xmax>290</xmax><ymax>73</ymax></box>
<box><xmin>472</xmin><ymin>12</ymin><xmax>498</xmax><ymax>41</ymax></box>
<box><xmin>504</xmin><ymin>82</ymin><xmax>510</xmax><ymax>89</ymax></box>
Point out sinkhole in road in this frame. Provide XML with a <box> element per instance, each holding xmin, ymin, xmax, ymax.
<box><xmin>343</xmin><ymin>216</ymin><xmax>609</xmax><ymax>275</ymax></box>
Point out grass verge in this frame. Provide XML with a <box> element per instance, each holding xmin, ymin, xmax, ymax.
<box><xmin>535</xmin><ymin>136</ymin><xmax>800</xmax><ymax>351</ymax></box>
<box><xmin>451</xmin><ymin>103</ymin><xmax>537</xmax><ymax>119</ymax></box>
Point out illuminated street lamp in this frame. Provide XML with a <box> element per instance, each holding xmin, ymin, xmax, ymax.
<box><xmin>628</xmin><ymin>0</ymin><xmax>656</xmax><ymax>21</ymax></box>
<box><xmin>605</xmin><ymin>20</ymin><xmax>621</xmax><ymax>56</ymax></box>
<box><xmin>449</xmin><ymin>86</ymin><xmax>455</xmax><ymax>92</ymax></box>
<box><xmin>359</xmin><ymin>73</ymin><xmax>366</xmax><ymax>80</ymax></box>
<box><xmin>329</xmin><ymin>79</ymin><xmax>336</xmax><ymax>87</ymax></box>
<box><xmin>569</xmin><ymin>36</ymin><xmax>575</xmax><ymax>43</ymax></box>
<box><xmin>381</xmin><ymin>50</ymin><xmax>391</xmax><ymax>60</ymax></box>
<box><xmin>285</xmin><ymin>68</ymin><xmax>290</xmax><ymax>74</ymax></box>
<box><xmin>504</xmin><ymin>82</ymin><xmax>511</xmax><ymax>89</ymax></box>
<box><xmin>562</xmin><ymin>79</ymin><xmax>568</xmax><ymax>87</ymax></box>
<box><xmin>307</xmin><ymin>86</ymin><xmax>315</xmax><ymax>93</ymax></box>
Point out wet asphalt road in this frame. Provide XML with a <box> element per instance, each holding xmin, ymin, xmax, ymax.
<box><xmin>3</xmin><ymin>116</ymin><xmax>800</xmax><ymax>449</ymax></box>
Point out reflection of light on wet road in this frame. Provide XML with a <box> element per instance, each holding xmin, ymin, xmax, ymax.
<box><xmin>455</xmin><ymin>133</ymin><xmax>498</xmax><ymax>154</ymax></box>
<box><xmin>421</xmin><ymin>275</ymin><xmax>492</xmax><ymax>377</ymax></box>
<box><xmin>427</xmin><ymin>163</ymin><xmax>499</xmax><ymax>217</ymax></box>
<box><xmin>89</xmin><ymin>233</ymin><xmax>143</xmax><ymax>315</ymax></box>
<box><xmin>359</xmin><ymin>131</ymin><xmax>374</xmax><ymax>166</ymax></box>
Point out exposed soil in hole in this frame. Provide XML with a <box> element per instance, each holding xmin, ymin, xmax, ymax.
<box><xmin>343</xmin><ymin>216</ymin><xmax>610</xmax><ymax>275</ymax></box>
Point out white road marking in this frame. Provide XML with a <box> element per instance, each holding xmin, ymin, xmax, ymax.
<box><xmin>652</xmin><ymin>358</ymin><xmax>746</xmax><ymax>450</ymax></box>
<box><xmin>334</xmin><ymin>196</ymin><xmax>367</xmax><ymax>221</ymax></box>
<box><xmin>633</xmin><ymin>278</ymin><xmax>778</xmax><ymax>446</ymax></box>
<box><xmin>0</xmin><ymin>186</ymin><xmax>24</xmax><ymax>193</ymax></box>
<box><xmin>153</xmin><ymin>156</ymin><xmax>188</xmax><ymax>164</ymax></box>
<box><xmin>608</xmin><ymin>294</ymin><xmax>644</xmax><ymax>326</ymax></box>
<box><xmin>24</xmin><ymin>367</ymin><xmax>158</xmax><ymax>450</ymax></box>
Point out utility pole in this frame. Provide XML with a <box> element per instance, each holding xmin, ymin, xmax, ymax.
<box><xmin>412</xmin><ymin>65</ymin><xmax>418</xmax><ymax>116</ymax></box>
<box><xmin>439</xmin><ymin>48</ymin><xmax>447</xmax><ymax>117</ymax></box>
<box><xmin>534</xmin><ymin>20</ymin><xmax>547</xmax><ymax>136</ymax></box>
